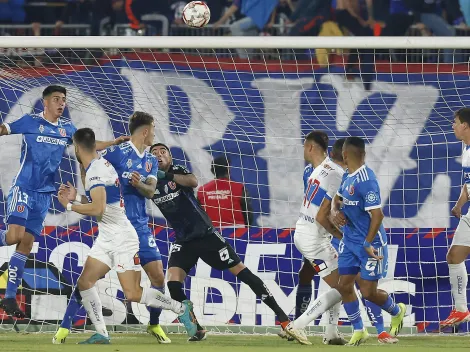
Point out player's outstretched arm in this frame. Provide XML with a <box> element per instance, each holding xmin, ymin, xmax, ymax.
<box><xmin>158</xmin><ymin>170</ymin><xmax>198</xmax><ymax>188</ymax></box>
<box><xmin>316</xmin><ymin>198</ymin><xmax>343</xmax><ymax>240</ymax></box>
<box><xmin>95</xmin><ymin>136</ymin><xmax>130</xmax><ymax>151</ymax></box>
<box><xmin>58</xmin><ymin>186</ymin><xmax>106</xmax><ymax>217</ymax></box>
<box><xmin>130</xmin><ymin>171</ymin><xmax>157</xmax><ymax>199</ymax></box>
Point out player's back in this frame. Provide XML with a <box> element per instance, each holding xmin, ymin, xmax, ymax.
<box><xmin>101</xmin><ymin>141</ymin><xmax>158</xmax><ymax>230</ymax></box>
<box><xmin>197</xmin><ymin>178</ymin><xmax>245</xmax><ymax>227</ymax></box>
<box><xmin>4</xmin><ymin>113</ymin><xmax>76</xmax><ymax>192</ymax></box>
<box><xmin>338</xmin><ymin>165</ymin><xmax>386</xmax><ymax>247</ymax></box>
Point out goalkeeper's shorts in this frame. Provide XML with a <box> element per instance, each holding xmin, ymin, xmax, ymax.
<box><xmin>452</xmin><ymin>215</ymin><xmax>470</xmax><ymax>247</ymax></box>
<box><xmin>293</xmin><ymin>229</ymin><xmax>338</xmax><ymax>278</ymax></box>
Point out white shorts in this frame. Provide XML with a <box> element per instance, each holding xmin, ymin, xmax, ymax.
<box><xmin>294</xmin><ymin>229</ymin><xmax>338</xmax><ymax>278</ymax></box>
<box><xmin>87</xmin><ymin>227</ymin><xmax>140</xmax><ymax>273</ymax></box>
<box><xmin>452</xmin><ymin>215</ymin><xmax>470</xmax><ymax>247</ymax></box>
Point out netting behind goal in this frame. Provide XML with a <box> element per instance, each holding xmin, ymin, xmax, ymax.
<box><xmin>0</xmin><ymin>37</ymin><xmax>468</xmax><ymax>334</ymax></box>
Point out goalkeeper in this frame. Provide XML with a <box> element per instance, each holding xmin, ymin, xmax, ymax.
<box><xmin>149</xmin><ymin>143</ymin><xmax>310</xmax><ymax>345</ymax></box>
<box><xmin>0</xmin><ymin>85</ymin><xmax>124</xmax><ymax>319</ymax></box>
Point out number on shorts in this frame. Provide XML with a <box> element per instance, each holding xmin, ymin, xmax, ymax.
<box><xmin>365</xmin><ymin>258</ymin><xmax>378</xmax><ymax>271</ymax></box>
<box><xmin>219</xmin><ymin>247</ymin><xmax>229</xmax><ymax>261</ymax></box>
<box><xmin>338</xmin><ymin>241</ymin><xmax>344</xmax><ymax>254</ymax></box>
<box><xmin>170</xmin><ymin>243</ymin><xmax>182</xmax><ymax>254</ymax></box>
<box><xmin>16</xmin><ymin>191</ymin><xmax>28</xmax><ymax>204</ymax></box>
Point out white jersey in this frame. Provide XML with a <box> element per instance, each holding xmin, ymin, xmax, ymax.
<box><xmin>296</xmin><ymin>157</ymin><xmax>344</xmax><ymax>234</ymax></box>
<box><xmin>85</xmin><ymin>157</ymin><xmax>137</xmax><ymax>244</ymax></box>
<box><xmin>463</xmin><ymin>145</ymin><xmax>470</xmax><ymax>200</ymax></box>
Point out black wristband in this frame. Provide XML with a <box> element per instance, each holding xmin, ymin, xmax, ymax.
<box><xmin>165</xmin><ymin>172</ymin><xmax>175</xmax><ymax>181</ymax></box>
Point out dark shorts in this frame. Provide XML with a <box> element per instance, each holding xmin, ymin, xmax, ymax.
<box><xmin>168</xmin><ymin>232</ymin><xmax>241</xmax><ymax>273</ymax></box>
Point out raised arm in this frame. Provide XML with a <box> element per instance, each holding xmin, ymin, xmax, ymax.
<box><xmin>58</xmin><ymin>186</ymin><xmax>106</xmax><ymax>217</ymax></box>
<box><xmin>95</xmin><ymin>136</ymin><xmax>130</xmax><ymax>151</ymax></box>
<box><xmin>158</xmin><ymin>168</ymin><xmax>198</xmax><ymax>188</ymax></box>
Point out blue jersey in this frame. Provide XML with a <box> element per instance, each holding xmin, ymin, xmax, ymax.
<box><xmin>4</xmin><ymin>113</ymin><xmax>76</xmax><ymax>193</ymax></box>
<box><xmin>100</xmin><ymin>141</ymin><xmax>158</xmax><ymax>229</ymax></box>
<box><xmin>337</xmin><ymin>165</ymin><xmax>386</xmax><ymax>247</ymax></box>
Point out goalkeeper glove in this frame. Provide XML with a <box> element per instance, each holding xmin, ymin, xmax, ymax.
<box><xmin>157</xmin><ymin>170</ymin><xmax>174</xmax><ymax>181</ymax></box>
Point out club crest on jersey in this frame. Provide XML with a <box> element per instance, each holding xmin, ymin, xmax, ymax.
<box><xmin>145</xmin><ymin>161</ymin><xmax>152</xmax><ymax>173</ymax></box>
<box><xmin>17</xmin><ymin>205</ymin><xmax>25</xmax><ymax>213</ymax></box>
<box><xmin>127</xmin><ymin>159</ymin><xmax>132</xmax><ymax>169</ymax></box>
<box><xmin>39</xmin><ymin>124</ymin><xmax>44</xmax><ymax>133</ymax></box>
<box><xmin>349</xmin><ymin>185</ymin><xmax>355</xmax><ymax>195</ymax></box>
<box><xmin>59</xmin><ymin>128</ymin><xmax>66</xmax><ymax>137</ymax></box>
<box><xmin>168</xmin><ymin>181</ymin><xmax>176</xmax><ymax>190</ymax></box>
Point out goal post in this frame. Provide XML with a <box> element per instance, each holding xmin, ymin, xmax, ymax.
<box><xmin>0</xmin><ymin>36</ymin><xmax>467</xmax><ymax>335</ymax></box>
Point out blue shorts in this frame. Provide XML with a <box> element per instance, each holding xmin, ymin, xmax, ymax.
<box><xmin>5</xmin><ymin>186</ymin><xmax>51</xmax><ymax>238</ymax></box>
<box><xmin>338</xmin><ymin>241</ymin><xmax>388</xmax><ymax>281</ymax></box>
<box><xmin>331</xmin><ymin>236</ymin><xmax>341</xmax><ymax>252</ymax></box>
<box><xmin>135</xmin><ymin>225</ymin><xmax>162</xmax><ymax>266</ymax></box>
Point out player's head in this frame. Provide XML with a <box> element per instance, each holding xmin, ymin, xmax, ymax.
<box><xmin>330</xmin><ymin>138</ymin><xmax>345</xmax><ymax>163</ymax></box>
<box><xmin>150</xmin><ymin>143</ymin><xmax>172</xmax><ymax>170</ymax></box>
<box><xmin>42</xmin><ymin>85</ymin><xmax>66</xmax><ymax>120</ymax></box>
<box><xmin>453</xmin><ymin>108</ymin><xmax>470</xmax><ymax>141</ymax></box>
<box><xmin>73</xmin><ymin>128</ymin><xmax>96</xmax><ymax>164</ymax></box>
<box><xmin>304</xmin><ymin>130</ymin><xmax>328</xmax><ymax>162</ymax></box>
<box><xmin>129</xmin><ymin>111</ymin><xmax>155</xmax><ymax>146</ymax></box>
<box><xmin>211</xmin><ymin>155</ymin><xmax>230</xmax><ymax>179</ymax></box>
<box><xmin>342</xmin><ymin>136</ymin><xmax>366</xmax><ymax>168</ymax></box>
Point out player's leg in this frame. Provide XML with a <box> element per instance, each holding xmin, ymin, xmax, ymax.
<box><xmin>167</xmin><ymin>241</ymin><xmax>205</xmax><ymax>341</ymax></box>
<box><xmin>296</xmin><ymin>259</ymin><xmax>315</xmax><ymax>318</ymax></box>
<box><xmin>137</xmin><ymin>227</ymin><xmax>170</xmax><ymax>343</ymax></box>
<box><xmin>441</xmin><ymin>217</ymin><xmax>470</xmax><ymax>327</ymax></box>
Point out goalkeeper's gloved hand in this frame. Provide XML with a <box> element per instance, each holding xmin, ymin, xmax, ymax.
<box><xmin>157</xmin><ymin>170</ymin><xmax>174</xmax><ymax>181</ymax></box>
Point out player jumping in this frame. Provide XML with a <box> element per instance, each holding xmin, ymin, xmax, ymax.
<box><xmin>330</xmin><ymin>136</ymin><xmax>405</xmax><ymax>346</ymax></box>
<box><xmin>149</xmin><ymin>143</ymin><xmax>310</xmax><ymax>344</ymax></box>
<box><xmin>440</xmin><ymin>108</ymin><xmax>470</xmax><ymax>327</ymax></box>
<box><xmin>54</xmin><ymin>112</ymin><xmax>172</xmax><ymax>343</ymax></box>
<box><xmin>286</xmin><ymin>132</ymin><xmax>398</xmax><ymax>344</ymax></box>
<box><xmin>0</xmin><ymin>85</ymin><xmax>124</xmax><ymax>319</ymax></box>
<box><xmin>55</xmin><ymin>128</ymin><xmax>196</xmax><ymax>344</ymax></box>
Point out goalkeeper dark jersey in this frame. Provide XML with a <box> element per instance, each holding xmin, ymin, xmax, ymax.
<box><xmin>151</xmin><ymin>164</ymin><xmax>215</xmax><ymax>242</ymax></box>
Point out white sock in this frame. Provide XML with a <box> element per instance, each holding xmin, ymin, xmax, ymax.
<box><xmin>293</xmin><ymin>288</ymin><xmax>342</xmax><ymax>330</ymax></box>
<box><xmin>449</xmin><ymin>263</ymin><xmax>468</xmax><ymax>312</ymax></box>
<box><xmin>324</xmin><ymin>302</ymin><xmax>341</xmax><ymax>337</ymax></box>
<box><xmin>140</xmin><ymin>287</ymin><xmax>184</xmax><ymax>314</ymax></box>
<box><xmin>80</xmin><ymin>287</ymin><xmax>108</xmax><ymax>337</ymax></box>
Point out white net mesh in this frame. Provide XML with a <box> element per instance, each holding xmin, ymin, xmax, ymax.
<box><xmin>0</xmin><ymin>40</ymin><xmax>468</xmax><ymax>334</ymax></box>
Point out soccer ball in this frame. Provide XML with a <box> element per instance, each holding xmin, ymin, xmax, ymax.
<box><xmin>182</xmin><ymin>1</ymin><xmax>211</xmax><ymax>28</ymax></box>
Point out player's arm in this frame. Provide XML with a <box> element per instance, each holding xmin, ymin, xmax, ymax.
<box><xmin>59</xmin><ymin>182</ymin><xmax>89</xmax><ymax>204</ymax></box>
<box><xmin>95</xmin><ymin>136</ymin><xmax>130</xmax><ymax>151</ymax></box>
<box><xmin>130</xmin><ymin>172</ymin><xmax>157</xmax><ymax>199</ymax></box>
<box><xmin>0</xmin><ymin>115</ymin><xmax>32</xmax><ymax>136</ymax></box>
<box><xmin>0</xmin><ymin>124</ymin><xmax>8</xmax><ymax>136</ymax></box>
<box><xmin>452</xmin><ymin>184</ymin><xmax>469</xmax><ymax>218</ymax></box>
<box><xmin>159</xmin><ymin>166</ymin><xmax>198</xmax><ymax>188</ymax></box>
<box><xmin>214</xmin><ymin>3</ymin><xmax>239</xmax><ymax>27</ymax></box>
<box><xmin>240</xmin><ymin>186</ymin><xmax>254</xmax><ymax>227</ymax></box>
<box><xmin>58</xmin><ymin>186</ymin><xmax>106</xmax><ymax>217</ymax></box>
<box><xmin>364</xmin><ymin>207</ymin><xmax>384</xmax><ymax>245</ymax></box>
<box><xmin>360</xmin><ymin>180</ymin><xmax>385</xmax><ymax>259</ymax></box>
<box><xmin>316</xmin><ymin>197</ymin><xmax>343</xmax><ymax>240</ymax></box>
<box><xmin>330</xmin><ymin>194</ymin><xmax>347</xmax><ymax>228</ymax></box>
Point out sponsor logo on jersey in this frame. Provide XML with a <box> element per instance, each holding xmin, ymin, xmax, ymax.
<box><xmin>343</xmin><ymin>198</ymin><xmax>359</xmax><ymax>206</ymax></box>
<box><xmin>36</xmin><ymin>135</ymin><xmax>67</xmax><ymax>146</ymax></box>
<box><xmin>324</xmin><ymin>163</ymin><xmax>333</xmax><ymax>170</ymax></box>
<box><xmin>168</xmin><ymin>181</ymin><xmax>176</xmax><ymax>190</ymax></box>
<box><xmin>349</xmin><ymin>185</ymin><xmax>355</xmax><ymax>195</ymax></box>
<box><xmin>39</xmin><ymin>124</ymin><xmax>44</xmax><ymax>133</ymax></box>
<box><xmin>153</xmin><ymin>189</ymin><xmax>181</xmax><ymax>204</ymax></box>
<box><xmin>17</xmin><ymin>205</ymin><xmax>25</xmax><ymax>213</ymax></box>
<box><xmin>122</xmin><ymin>171</ymin><xmax>146</xmax><ymax>182</ymax></box>
<box><xmin>145</xmin><ymin>161</ymin><xmax>152</xmax><ymax>172</ymax></box>
<box><xmin>58</xmin><ymin>128</ymin><xmax>66</xmax><ymax>137</ymax></box>
<box><xmin>127</xmin><ymin>159</ymin><xmax>132</xmax><ymax>168</ymax></box>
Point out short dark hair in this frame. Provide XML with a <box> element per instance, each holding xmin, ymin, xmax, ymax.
<box><xmin>129</xmin><ymin>111</ymin><xmax>154</xmax><ymax>135</ymax></box>
<box><xmin>73</xmin><ymin>128</ymin><xmax>96</xmax><ymax>151</ymax></box>
<box><xmin>305</xmin><ymin>130</ymin><xmax>328</xmax><ymax>151</ymax></box>
<box><xmin>456</xmin><ymin>108</ymin><xmax>470</xmax><ymax>126</ymax></box>
<box><xmin>344</xmin><ymin>136</ymin><xmax>366</xmax><ymax>154</ymax></box>
<box><xmin>150</xmin><ymin>142</ymin><xmax>170</xmax><ymax>155</ymax></box>
<box><xmin>331</xmin><ymin>138</ymin><xmax>345</xmax><ymax>161</ymax></box>
<box><xmin>211</xmin><ymin>155</ymin><xmax>229</xmax><ymax>178</ymax></box>
<box><xmin>42</xmin><ymin>85</ymin><xmax>66</xmax><ymax>99</ymax></box>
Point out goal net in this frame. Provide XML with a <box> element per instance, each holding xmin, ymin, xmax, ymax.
<box><xmin>0</xmin><ymin>36</ymin><xmax>467</xmax><ymax>335</ymax></box>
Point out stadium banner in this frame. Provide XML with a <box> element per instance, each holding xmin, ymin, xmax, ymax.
<box><xmin>0</xmin><ymin>57</ymin><xmax>467</xmax><ymax>332</ymax></box>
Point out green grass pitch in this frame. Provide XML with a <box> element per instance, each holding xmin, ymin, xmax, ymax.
<box><xmin>0</xmin><ymin>333</ymin><xmax>469</xmax><ymax>352</ymax></box>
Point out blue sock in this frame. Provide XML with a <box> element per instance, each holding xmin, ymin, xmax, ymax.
<box><xmin>148</xmin><ymin>286</ymin><xmax>164</xmax><ymax>325</ymax></box>
<box><xmin>60</xmin><ymin>289</ymin><xmax>83</xmax><ymax>330</ymax></box>
<box><xmin>5</xmin><ymin>251</ymin><xmax>28</xmax><ymax>299</ymax></box>
<box><xmin>343</xmin><ymin>300</ymin><xmax>364</xmax><ymax>331</ymax></box>
<box><xmin>295</xmin><ymin>283</ymin><xmax>312</xmax><ymax>319</ymax></box>
<box><xmin>364</xmin><ymin>299</ymin><xmax>384</xmax><ymax>334</ymax></box>
<box><xmin>380</xmin><ymin>295</ymin><xmax>400</xmax><ymax>316</ymax></box>
<box><xmin>0</xmin><ymin>229</ymin><xmax>7</xmax><ymax>247</ymax></box>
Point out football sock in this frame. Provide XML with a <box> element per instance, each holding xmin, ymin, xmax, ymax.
<box><xmin>5</xmin><ymin>251</ymin><xmax>28</xmax><ymax>299</ymax></box>
<box><xmin>237</xmin><ymin>268</ymin><xmax>289</xmax><ymax>323</ymax></box>
<box><xmin>380</xmin><ymin>295</ymin><xmax>400</xmax><ymax>316</ymax></box>
<box><xmin>167</xmin><ymin>281</ymin><xmax>203</xmax><ymax>330</ymax></box>
<box><xmin>324</xmin><ymin>302</ymin><xmax>341</xmax><ymax>337</ymax></box>
<box><xmin>449</xmin><ymin>263</ymin><xmax>468</xmax><ymax>312</ymax></box>
<box><xmin>343</xmin><ymin>300</ymin><xmax>364</xmax><ymax>331</ymax></box>
<box><xmin>293</xmin><ymin>288</ymin><xmax>342</xmax><ymax>329</ymax></box>
<box><xmin>148</xmin><ymin>285</ymin><xmax>164</xmax><ymax>325</ymax></box>
<box><xmin>295</xmin><ymin>283</ymin><xmax>312</xmax><ymax>319</ymax></box>
<box><xmin>80</xmin><ymin>287</ymin><xmax>108</xmax><ymax>337</ymax></box>
<box><xmin>140</xmin><ymin>287</ymin><xmax>183</xmax><ymax>314</ymax></box>
<box><xmin>0</xmin><ymin>229</ymin><xmax>7</xmax><ymax>246</ymax></box>
<box><xmin>60</xmin><ymin>288</ymin><xmax>82</xmax><ymax>330</ymax></box>
<box><xmin>363</xmin><ymin>299</ymin><xmax>384</xmax><ymax>334</ymax></box>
